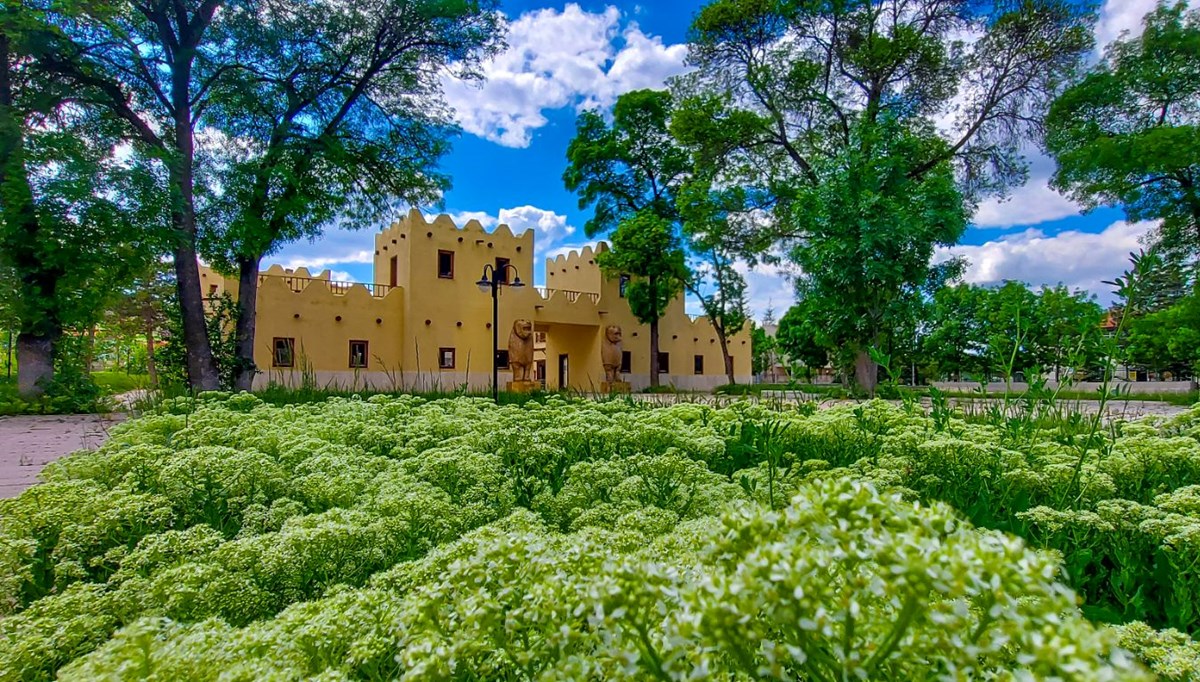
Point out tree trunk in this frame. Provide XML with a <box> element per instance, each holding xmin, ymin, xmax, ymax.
<box><xmin>16</xmin><ymin>333</ymin><xmax>54</xmax><ymax>397</ymax></box>
<box><xmin>648</xmin><ymin>274</ymin><xmax>660</xmax><ymax>387</ymax></box>
<box><xmin>173</xmin><ymin>247</ymin><xmax>219</xmax><ymax>390</ymax></box>
<box><xmin>232</xmin><ymin>256</ymin><xmax>260</xmax><ymax>392</ymax></box>
<box><xmin>854</xmin><ymin>348</ymin><xmax>878</xmax><ymax>397</ymax></box>
<box><xmin>168</xmin><ymin>66</ymin><xmax>220</xmax><ymax>391</ymax></box>
<box><xmin>84</xmin><ymin>324</ymin><xmax>96</xmax><ymax>374</ymax></box>
<box><xmin>717</xmin><ymin>330</ymin><xmax>734</xmax><ymax>384</ymax></box>
<box><xmin>144</xmin><ymin>310</ymin><xmax>158</xmax><ymax>389</ymax></box>
<box><xmin>649</xmin><ymin>319</ymin><xmax>660</xmax><ymax>387</ymax></box>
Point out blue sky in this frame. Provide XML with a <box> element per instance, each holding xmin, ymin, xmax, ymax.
<box><xmin>275</xmin><ymin>0</ymin><xmax>1192</xmax><ymax>317</ymax></box>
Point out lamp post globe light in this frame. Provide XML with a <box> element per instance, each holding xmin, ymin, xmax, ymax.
<box><xmin>476</xmin><ymin>263</ymin><xmax>524</xmax><ymax>401</ymax></box>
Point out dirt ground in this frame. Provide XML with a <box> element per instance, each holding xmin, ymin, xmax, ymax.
<box><xmin>0</xmin><ymin>413</ymin><xmax>125</xmax><ymax>499</ymax></box>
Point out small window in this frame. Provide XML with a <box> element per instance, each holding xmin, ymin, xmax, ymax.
<box><xmin>496</xmin><ymin>349</ymin><xmax>509</xmax><ymax>369</ymax></box>
<box><xmin>495</xmin><ymin>257</ymin><xmax>510</xmax><ymax>284</ymax></box>
<box><xmin>694</xmin><ymin>354</ymin><xmax>704</xmax><ymax>375</ymax></box>
<box><xmin>620</xmin><ymin>351</ymin><xmax>631</xmax><ymax>373</ymax></box>
<box><xmin>389</xmin><ymin>256</ymin><xmax>398</xmax><ymax>287</ymax></box>
<box><xmin>273</xmin><ymin>337</ymin><xmax>295</xmax><ymax>368</ymax></box>
<box><xmin>438</xmin><ymin>347</ymin><xmax>455</xmax><ymax>369</ymax></box>
<box><xmin>534</xmin><ymin>331</ymin><xmax>546</xmax><ymax>344</ymax></box>
<box><xmin>208</xmin><ymin>284</ymin><xmax>219</xmax><ymax>296</ymax></box>
<box><xmin>349</xmin><ymin>340</ymin><xmax>368</xmax><ymax>368</ymax></box>
<box><xmin>438</xmin><ymin>250</ymin><xmax>454</xmax><ymax>279</ymax></box>
<box><xmin>657</xmin><ymin>352</ymin><xmax>670</xmax><ymax>373</ymax></box>
<box><xmin>619</xmin><ymin>274</ymin><xmax>630</xmax><ymax>298</ymax></box>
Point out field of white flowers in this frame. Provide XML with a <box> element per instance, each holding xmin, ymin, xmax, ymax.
<box><xmin>2</xmin><ymin>393</ymin><xmax>1200</xmax><ymax>680</ymax></box>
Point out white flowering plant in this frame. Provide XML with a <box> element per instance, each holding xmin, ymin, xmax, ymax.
<box><xmin>0</xmin><ymin>393</ymin><xmax>1198</xmax><ymax>680</ymax></box>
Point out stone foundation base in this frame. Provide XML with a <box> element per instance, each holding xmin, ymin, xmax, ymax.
<box><xmin>506</xmin><ymin>380</ymin><xmax>541</xmax><ymax>394</ymax></box>
<box><xmin>601</xmin><ymin>381</ymin><xmax>631</xmax><ymax>394</ymax></box>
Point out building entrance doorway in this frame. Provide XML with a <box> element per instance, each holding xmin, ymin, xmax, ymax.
<box><xmin>535</xmin><ymin>359</ymin><xmax>546</xmax><ymax>388</ymax></box>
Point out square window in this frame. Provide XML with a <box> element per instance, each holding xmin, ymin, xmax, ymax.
<box><xmin>620</xmin><ymin>351</ymin><xmax>631</xmax><ymax>373</ymax></box>
<box><xmin>273</xmin><ymin>337</ymin><xmax>295</xmax><ymax>368</ymax></box>
<box><xmin>438</xmin><ymin>250</ymin><xmax>454</xmax><ymax>279</ymax></box>
<box><xmin>349</xmin><ymin>340</ymin><xmax>368</xmax><ymax>369</ymax></box>
<box><xmin>496</xmin><ymin>349</ymin><xmax>510</xmax><ymax>369</ymax></box>
<box><xmin>439</xmin><ymin>347</ymin><xmax>456</xmax><ymax>369</ymax></box>
<box><xmin>657</xmin><ymin>352</ymin><xmax>670</xmax><ymax>373</ymax></box>
<box><xmin>694</xmin><ymin>354</ymin><xmax>704</xmax><ymax>375</ymax></box>
<box><xmin>495</xmin><ymin>257</ymin><xmax>510</xmax><ymax>284</ymax></box>
<box><xmin>619</xmin><ymin>274</ymin><xmax>630</xmax><ymax>298</ymax></box>
<box><xmin>208</xmin><ymin>284</ymin><xmax>219</xmax><ymax>296</ymax></box>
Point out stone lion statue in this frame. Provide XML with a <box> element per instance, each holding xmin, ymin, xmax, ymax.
<box><xmin>601</xmin><ymin>325</ymin><xmax>623</xmax><ymax>383</ymax></box>
<box><xmin>508</xmin><ymin>319</ymin><xmax>534</xmax><ymax>382</ymax></box>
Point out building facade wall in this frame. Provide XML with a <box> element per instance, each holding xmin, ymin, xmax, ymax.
<box><xmin>201</xmin><ymin>209</ymin><xmax>752</xmax><ymax>393</ymax></box>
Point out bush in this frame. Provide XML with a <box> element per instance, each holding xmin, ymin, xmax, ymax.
<box><xmin>5</xmin><ymin>394</ymin><xmax>1200</xmax><ymax>679</ymax></box>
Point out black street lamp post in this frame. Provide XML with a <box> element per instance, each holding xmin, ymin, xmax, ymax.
<box><xmin>477</xmin><ymin>263</ymin><xmax>524</xmax><ymax>401</ymax></box>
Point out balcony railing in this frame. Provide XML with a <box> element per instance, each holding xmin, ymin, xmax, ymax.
<box><xmin>259</xmin><ymin>274</ymin><xmax>394</xmax><ymax>298</ymax></box>
<box><xmin>533</xmin><ymin>286</ymin><xmax>600</xmax><ymax>305</ymax></box>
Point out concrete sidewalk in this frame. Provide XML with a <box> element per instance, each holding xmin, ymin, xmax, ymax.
<box><xmin>0</xmin><ymin>414</ymin><xmax>124</xmax><ymax>499</ymax></box>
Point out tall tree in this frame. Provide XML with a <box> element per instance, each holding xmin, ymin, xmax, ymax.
<box><xmin>677</xmin><ymin>180</ymin><xmax>750</xmax><ymax>384</ymax></box>
<box><xmin>206</xmin><ymin>0</ymin><xmax>503</xmax><ymax>391</ymax></box>
<box><xmin>596</xmin><ymin>211</ymin><xmax>689</xmax><ymax>387</ymax></box>
<box><xmin>922</xmin><ymin>283</ymin><xmax>989</xmax><ymax>381</ymax></box>
<box><xmin>1047</xmin><ymin>1</ymin><xmax>1200</xmax><ymax>264</ymax></box>
<box><xmin>564</xmin><ymin>89</ymin><xmax>691</xmax><ymax>387</ymax></box>
<box><xmin>0</xmin><ymin>18</ymin><xmax>162</xmax><ymax>395</ymax></box>
<box><xmin>776</xmin><ymin>300</ymin><xmax>830</xmax><ymax>384</ymax></box>
<box><xmin>1034</xmin><ymin>284</ymin><xmax>1104</xmax><ymax>381</ymax></box>
<box><xmin>26</xmin><ymin>0</ymin><xmax>241</xmax><ymax>391</ymax></box>
<box><xmin>679</xmin><ymin>0</ymin><xmax>1095</xmax><ymax>394</ymax></box>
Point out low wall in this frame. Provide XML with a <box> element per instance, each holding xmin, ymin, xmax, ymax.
<box><xmin>931</xmin><ymin>380</ymin><xmax>1198</xmax><ymax>395</ymax></box>
<box><xmin>251</xmin><ymin>370</ymin><xmax>752</xmax><ymax>394</ymax></box>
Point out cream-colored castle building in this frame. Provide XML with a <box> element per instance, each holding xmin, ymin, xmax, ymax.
<box><xmin>199</xmin><ymin>210</ymin><xmax>752</xmax><ymax>392</ymax></box>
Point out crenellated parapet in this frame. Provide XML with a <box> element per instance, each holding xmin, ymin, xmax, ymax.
<box><xmin>545</xmin><ymin>243</ymin><xmax>607</xmax><ymax>293</ymax></box>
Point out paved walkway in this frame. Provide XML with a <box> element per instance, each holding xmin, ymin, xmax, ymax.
<box><xmin>0</xmin><ymin>414</ymin><xmax>125</xmax><ymax>499</ymax></box>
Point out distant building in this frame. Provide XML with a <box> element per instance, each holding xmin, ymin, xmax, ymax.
<box><xmin>200</xmin><ymin>210</ymin><xmax>752</xmax><ymax>392</ymax></box>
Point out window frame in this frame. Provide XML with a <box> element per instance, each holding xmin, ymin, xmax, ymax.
<box><xmin>272</xmin><ymin>337</ymin><xmax>295</xmax><ymax>368</ymax></box>
<box><xmin>657</xmin><ymin>351</ymin><xmax>670</xmax><ymax>373</ymax></box>
<box><xmin>438</xmin><ymin>347</ymin><xmax>456</xmax><ymax>370</ymax></box>
<box><xmin>494</xmin><ymin>257</ymin><xmax>510</xmax><ymax>284</ymax></box>
<box><xmin>495</xmin><ymin>349</ymin><xmax>510</xmax><ymax>369</ymax></box>
<box><xmin>694</xmin><ymin>354</ymin><xmax>704</xmax><ymax>375</ymax></box>
<box><xmin>349</xmin><ymin>340</ymin><xmax>369</xmax><ymax>369</ymax></box>
<box><xmin>437</xmin><ymin>250</ymin><xmax>455</xmax><ymax>279</ymax></box>
<box><xmin>620</xmin><ymin>350</ymin><xmax>632</xmax><ymax>373</ymax></box>
<box><xmin>618</xmin><ymin>274</ymin><xmax>630</xmax><ymax>298</ymax></box>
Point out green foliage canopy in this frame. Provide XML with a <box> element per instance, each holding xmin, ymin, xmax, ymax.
<box><xmin>1047</xmin><ymin>1</ymin><xmax>1200</xmax><ymax>263</ymax></box>
<box><xmin>679</xmin><ymin>0</ymin><xmax>1096</xmax><ymax>391</ymax></box>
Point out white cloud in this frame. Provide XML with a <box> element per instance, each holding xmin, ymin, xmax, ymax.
<box><xmin>273</xmin><ymin>223</ymin><xmax>376</xmax><ymax>271</ymax></box>
<box><xmin>972</xmin><ymin>154</ymin><xmax>1082</xmax><ymax>228</ymax></box>
<box><xmin>545</xmin><ymin>240</ymin><xmax>600</xmax><ymax>262</ymax></box>
<box><xmin>446</xmin><ymin>210</ymin><xmax>497</xmax><ymax>228</ymax></box>
<box><xmin>685</xmin><ymin>258</ymin><xmax>796</xmax><ymax>322</ymax></box>
<box><xmin>498</xmin><ymin>205</ymin><xmax>576</xmax><ymax>244</ymax></box>
<box><xmin>939</xmin><ymin>219</ymin><xmax>1155</xmax><ymax>301</ymax></box>
<box><xmin>739</xmin><ymin>260</ymin><xmax>796</xmax><ymax>322</ymax></box>
<box><xmin>431</xmin><ymin>205</ymin><xmax>578</xmax><ymax>247</ymax></box>
<box><xmin>1095</xmin><ymin>0</ymin><xmax>1200</xmax><ymax>51</ymax></box>
<box><xmin>443</xmin><ymin>4</ymin><xmax>688</xmax><ymax>147</ymax></box>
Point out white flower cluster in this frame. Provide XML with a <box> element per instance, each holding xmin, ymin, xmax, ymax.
<box><xmin>0</xmin><ymin>393</ymin><xmax>1197</xmax><ymax>680</ymax></box>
